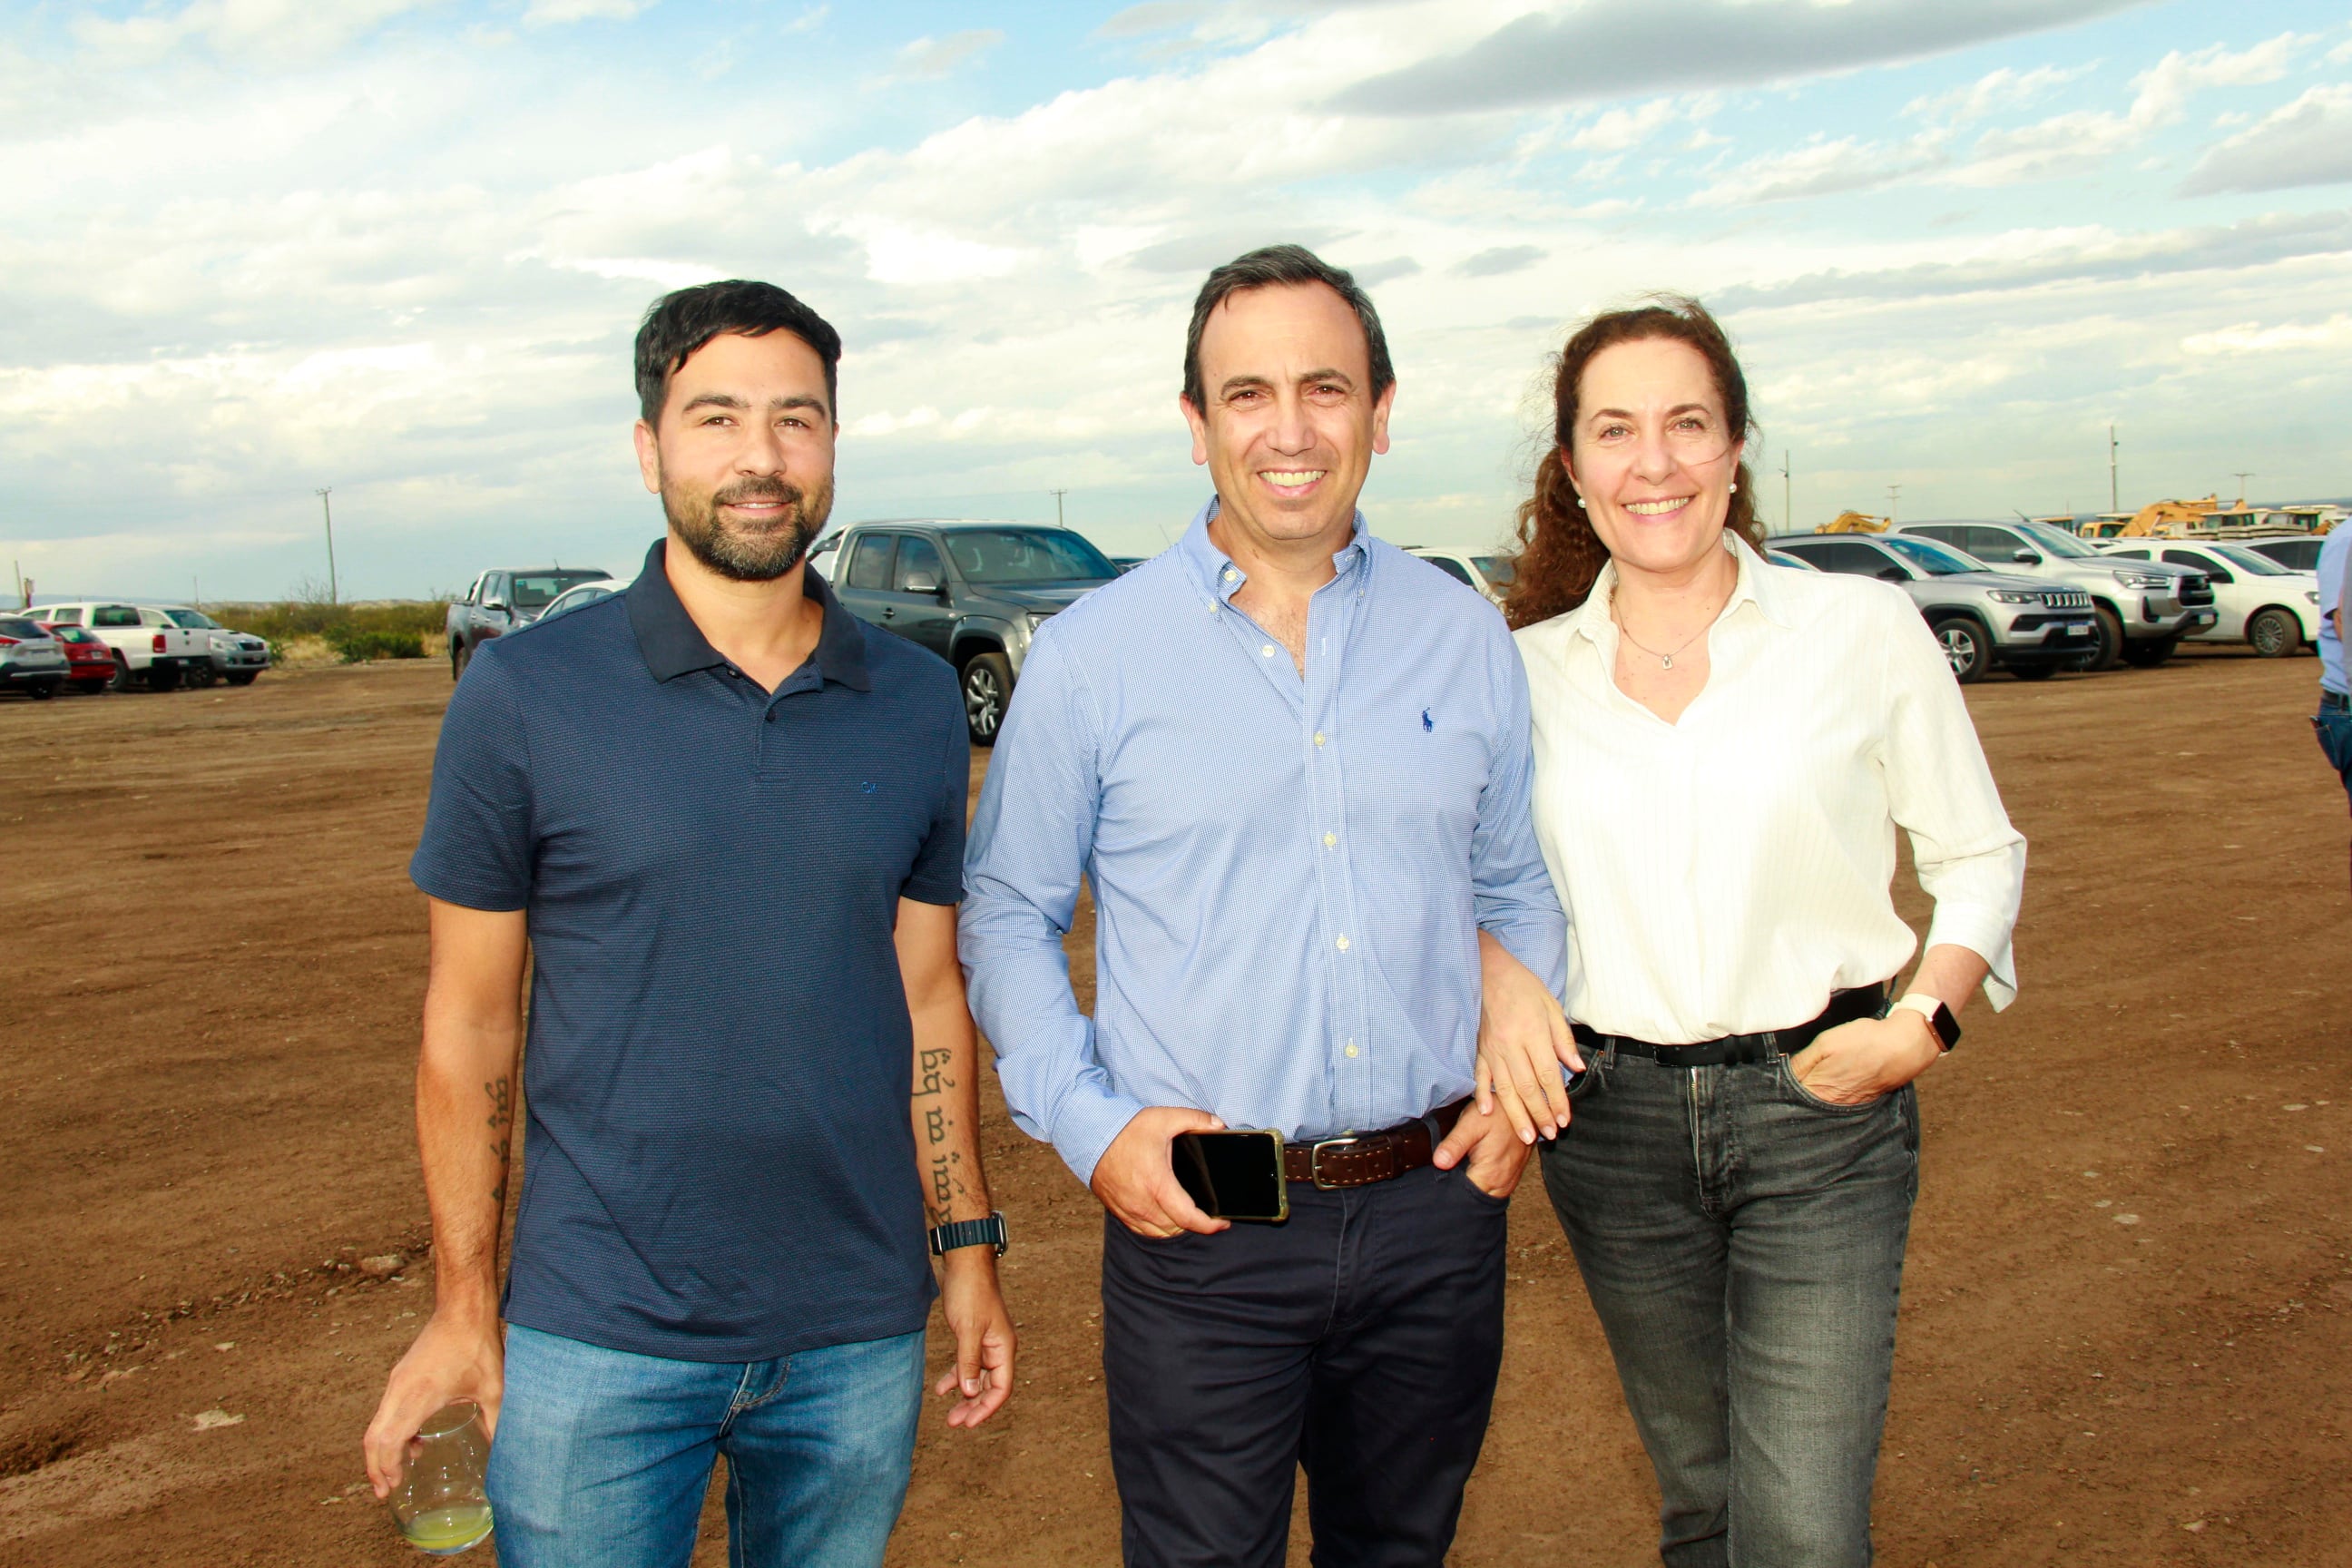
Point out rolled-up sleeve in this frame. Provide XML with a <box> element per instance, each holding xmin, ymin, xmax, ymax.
<box><xmin>1877</xmin><ymin>603</ymin><xmax>2027</xmax><ymax>1010</ymax></box>
<box><xmin>958</xmin><ymin>628</ymin><xmax>1143</xmax><ymax>1184</ymax></box>
<box><xmin>1473</xmin><ymin>626</ymin><xmax>1568</xmax><ymax>995</ymax></box>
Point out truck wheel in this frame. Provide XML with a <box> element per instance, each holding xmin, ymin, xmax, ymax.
<box><xmin>109</xmin><ymin>653</ymin><xmax>132</xmax><ymax>691</ymax></box>
<box><xmin>145</xmin><ymin>662</ymin><xmax>183</xmax><ymax>692</ymax></box>
<box><xmin>452</xmin><ymin>642</ymin><xmax>471</xmax><ymax>681</ymax></box>
<box><xmin>226</xmin><ymin>671</ymin><xmax>258</xmax><ymax>686</ymax></box>
<box><xmin>961</xmin><ymin>652</ymin><xmax>1013</xmax><ymax>745</ymax></box>
<box><xmin>2085</xmin><ymin>607</ymin><xmax>2125</xmax><ymax>672</ymax></box>
<box><xmin>28</xmin><ymin>681</ymin><xmax>55</xmax><ymax>701</ymax></box>
<box><xmin>2120</xmin><ymin>635</ymin><xmax>2178</xmax><ymax>669</ymax></box>
<box><xmin>2247</xmin><ymin>608</ymin><xmax>2300</xmax><ymax>659</ymax></box>
<box><xmin>1930</xmin><ymin>617</ymin><xmax>1988</xmax><ymax>684</ymax></box>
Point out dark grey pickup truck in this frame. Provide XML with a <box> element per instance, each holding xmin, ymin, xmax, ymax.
<box><xmin>811</xmin><ymin>521</ymin><xmax>1121</xmax><ymax>742</ymax></box>
<box><xmin>446</xmin><ymin>567</ymin><xmax>611</xmax><ymax>679</ymax></box>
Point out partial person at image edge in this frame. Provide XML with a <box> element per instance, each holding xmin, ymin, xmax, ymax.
<box><xmin>2314</xmin><ymin>520</ymin><xmax>2352</xmax><ymax>891</ymax></box>
<box><xmin>362</xmin><ymin>280</ymin><xmax>1014</xmax><ymax>1568</ymax></box>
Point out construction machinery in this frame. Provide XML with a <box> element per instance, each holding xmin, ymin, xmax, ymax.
<box><xmin>2109</xmin><ymin>495</ymin><xmax>2220</xmax><ymax>539</ymax></box>
<box><xmin>1817</xmin><ymin>510</ymin><xmax>1887</xmax><ymax>534</ymax></box>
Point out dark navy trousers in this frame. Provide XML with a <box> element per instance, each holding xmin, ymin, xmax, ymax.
<box><xmin>1099</xmin><ymin>1162</ymin><xmax>1509</xmax><ymax>1568</ymax></box>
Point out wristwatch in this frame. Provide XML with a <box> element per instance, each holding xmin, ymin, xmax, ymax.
<box><xmin>929</xmin><ymin>1211</ymin><xmax>1008</xmax><ymax>1258</ymax></box>
<box><xmin>1883</xmin><ymin>993</ymin><xmax>1962</xmax><ymax>1053</ymax></box>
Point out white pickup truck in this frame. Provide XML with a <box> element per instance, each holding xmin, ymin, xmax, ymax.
<box><xmin>25</xmin><ymin>601</ymin><xmax>211</xmax><ymax>691</ymax></box>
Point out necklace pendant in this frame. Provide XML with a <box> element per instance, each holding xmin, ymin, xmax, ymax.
<box><xmin>1661</xmin><ymin>654</ymin><xmax>1673</xmax><ymax>670</ymax></box>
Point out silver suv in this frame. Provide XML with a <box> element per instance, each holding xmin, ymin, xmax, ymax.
<box><xmin>1892</xmin><ymin>520</ymin><xmax>2214</xmax><ymax>671</ymax></box>
<box><xmin>1766</xmin><ymin>534</ymin><xmax>2097</xmax><ymax>682</ymax></box>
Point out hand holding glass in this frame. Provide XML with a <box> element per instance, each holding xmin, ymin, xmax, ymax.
<box><xmin>385</xmin><ymin>1400</ymin><xmax>494</xmax><ymax>1554</ymax></box>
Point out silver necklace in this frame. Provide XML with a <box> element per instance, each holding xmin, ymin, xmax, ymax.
<box><xmin>1616</xmin><ymin>619</ymin><xmax>1709</xmax><ymax>671</ymax></box>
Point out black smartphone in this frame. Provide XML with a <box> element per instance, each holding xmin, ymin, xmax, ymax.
<box><xmin>1171</xmin><ymin>1129</ymin><xmax>1289</xmax><ymax>1222</ymax></box>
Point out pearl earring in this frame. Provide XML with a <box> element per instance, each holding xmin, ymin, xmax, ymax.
<box><xmin>1729</xmin><ymin>481</ymin><xmax>1739</xmax><ymax>494</ymax></box>
<box><xmin>1574</xmin><ymin>495</ymin><xmax>1586</xmax><ymax>509</ymax></box>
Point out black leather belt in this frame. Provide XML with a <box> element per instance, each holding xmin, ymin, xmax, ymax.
<box><xmin>1282</xmin><ymin>1099</ymin><xmax>1467</xmax><ymax>1189</ymax></box>
<box><xmin>1570</xmin><ymin>985</ymin><xmax>1886</xmax><ymax>1068</ymax></box>
<box><xmin>2324</xmin><ymin>690</ymin><xmax>2349</xmax><ymax>712</ymax></box>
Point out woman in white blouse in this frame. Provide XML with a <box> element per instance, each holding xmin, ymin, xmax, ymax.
<box><xmin>1485</xmin><ymin>297</ymin><xmax>2025</xmax><ymax>1568</ymax></box>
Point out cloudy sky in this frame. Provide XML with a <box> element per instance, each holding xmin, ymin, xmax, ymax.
<box><xmin>6</xmin><ymin>0</ymin><xmax>2350</xmax><ymax>601</ymax></box>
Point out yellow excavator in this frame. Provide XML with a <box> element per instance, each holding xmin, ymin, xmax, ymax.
<box><xmin>1817</xmin><ymin>510</ymin><xmax>1888</xmax><ymax>533</ymax></box>
<box><xmin>2109</xmin><ymin>495</ymin><xmax>2220</xmax><ymax>538</ymax></box>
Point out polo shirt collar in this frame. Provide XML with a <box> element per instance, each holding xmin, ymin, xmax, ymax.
<box><xmin>1177</xmin><ymin>496</ymin><xmax>1373</xmax><ymax>606</ymax></box>
<box><xmin>625</xmin><ymin>537</ymin><xmax>873</xmax><ymax>691</ymax></box>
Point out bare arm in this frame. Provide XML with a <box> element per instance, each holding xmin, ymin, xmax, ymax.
<box><xmin>897</xmin><ymin>898</ymin><xmax>1014</xmax><ymax>1428</ymax></box>
<box><xmin>365</xmin><ymin>898</ymin><xmax>528</xmax><ymax>1494</ymax></box>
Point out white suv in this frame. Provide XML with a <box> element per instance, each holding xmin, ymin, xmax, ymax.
<box><xmin>2095</xmin><ymin>540</ymin><xmax>2321</xmax><ymax>658</ymax></box>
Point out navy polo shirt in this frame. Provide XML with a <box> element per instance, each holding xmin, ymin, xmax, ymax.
<box><xmin>409</xmin><ymin>538</ymin><xmax>968</xmax><ymax>1363</ymax></box>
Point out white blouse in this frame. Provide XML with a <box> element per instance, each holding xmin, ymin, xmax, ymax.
<box><xmin>1514</xmin><ymin>537</ymin><xmax>2025</xmax><ymax>1044</ymax></box>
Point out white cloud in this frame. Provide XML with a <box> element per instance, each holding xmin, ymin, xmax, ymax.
<box><xmin>73</xmin><ymin>0</ymin><xmax>440</xmax><ymax>62</ymax></box>
<box><xmin>1690</xmin><ymin>133</ymin><xmax>1945</xmax><ymax>206</ymax></box>
<box><xmin>881</xmin><ymin>29</ymin><xmax>1004</xmax><ymax>83</ymax></box>
<box><xmin>2181</xmin><ymin>315</ymin><xmax>2352</xmax><ymax>356</ymax></box>
<box><xmin>1905</xmin><ymin>63</ymin><xmax>2092</xmax><ymax>125</ymax></box>
<box><xmin>523</xmin><ymin>0</ymin><xmax>654</xmax><ymax>24</ymax></box>
<box><xmin>2181</xmin><ymin>84</ymin><xmax>2352</xmax><ymax>196</ymax></box>
<box><xmin>1571</xmin><ymin>98</ymin><xmax>1682</xmax><ymax>152</ymax></box>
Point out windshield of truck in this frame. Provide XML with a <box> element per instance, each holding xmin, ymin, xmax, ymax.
<box><xmin>943</xmin><ymin>530</ymin><xmax>1118</xmax><ymax>584</ymax></box>
<box><xmin>1474</xmin><ymin>556</ymin><xmax>1516</xmax><ymax>585</ymax></box>
<box><xmin>510</xmin><ymin>572</ymin><xmax>609</xmax><ymax>610</ymax></box>
<box><xmin>2209</xmin><ymin>544</ymin><xmax>2291</xmax><ymax>576</ymax></box>
<box><xmin>1878</xmin><ymin>534</ymin><xmax>1983</xmax><ymax>576</ymax></box>
<box><xmin>163</xmin><ymin>609</ymin><xmax>220</xmax><ymax>629</ymax></box>
<box><xmin>93</xmin><ymin>605</ymin><xmax>141</xmax><ymax>627</ymax></box>
<box><xmin>2015</xmin><ymin>522</ymin><xmax>2099</xmax><ymax>558</ymax></box>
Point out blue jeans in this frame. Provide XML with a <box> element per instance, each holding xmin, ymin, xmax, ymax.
<box><xmin>485</xmin><ymin>1323</ymin><xmax>925</xmax><ymax>1568</ymax></box>
<box><xmin>2315</xmin><ymin>701</ymin><xmax>2352</xmax><ymax>811</ymax></box>
<box><xmin>1540</xmin><ymin>1045</ymin><xmax>1919</xmax><ymax>1568</ymax></box>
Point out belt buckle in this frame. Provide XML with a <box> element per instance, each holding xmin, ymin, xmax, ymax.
<box><xmin>1308</xmin><ymin>1135</ymin><xmax>1361</xmax><ymax>1189</ymax></box>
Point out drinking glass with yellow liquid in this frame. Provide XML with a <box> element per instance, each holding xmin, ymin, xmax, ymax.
<box><xmin>387</xmin><ymin>1400</ymin><xmax>494</xmax><ymax>1554</ymax></box>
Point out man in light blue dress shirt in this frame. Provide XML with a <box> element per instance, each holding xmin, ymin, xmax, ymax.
<box><xmin>961</xmin><ymin>246</ymin><xmax>1568</xmax><ymax>1567</ymax></box>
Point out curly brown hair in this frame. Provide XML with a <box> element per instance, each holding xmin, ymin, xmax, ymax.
<box><xmin>1501</xmin><ymin>295</ymin><xmax>1764</xmax><ymax>630</ymax></box>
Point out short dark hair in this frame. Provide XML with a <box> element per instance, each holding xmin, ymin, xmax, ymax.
<box><xmin>633</xmin><ymin>279</ymin><xmax>843</xmax><ymax>426</ymax></box>
<box><xmin>1181</xmin><ymin>244</ymin><xmax>1395</xmax><ymax>412</ymax></box>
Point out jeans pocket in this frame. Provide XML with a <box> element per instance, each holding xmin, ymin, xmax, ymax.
<box><xmin>2317</xmin><ymin>712</ymin><xmax>2352</xmax><ymax>773</ymax></box>
<box><xmin>1775</xmin><ymin>1054</ymin><xmax>1886</xmax><ymax>1115</ymax></box>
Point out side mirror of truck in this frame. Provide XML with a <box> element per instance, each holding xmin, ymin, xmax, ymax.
<box><xmin>2010</xmin><ymin>550</ymin><xmax>2042</xmax><ymax>566</ymax></box>
<box><xmin>901</xmin><ymin>571</ymin><xmax>942</xmax><ymax>595</ymax></box>
<box><xmin>483</xmin><ymin>596</ymin><xmax>508</xmax><ymax>612</ymax></box>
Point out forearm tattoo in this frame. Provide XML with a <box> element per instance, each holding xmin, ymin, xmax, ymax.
<box><xmin>914</xmin><ymin>1047</ymin><xmax>966</xmax><ymax>1220</ymax></box>
<box><xmin>485</xmin><ymin>1076</ymin><xmax>512</xmax><ymax>1205</ymax></box>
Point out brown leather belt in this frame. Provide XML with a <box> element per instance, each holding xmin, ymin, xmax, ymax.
<box><xmin>1281</xmin><ymin>1099</ymin><xmax>1469</xmax><ymax>1190</ymax></box>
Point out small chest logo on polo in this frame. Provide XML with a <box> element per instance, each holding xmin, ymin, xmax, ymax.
<box><xmin>861</xmin><ymin>781</ymin><xmax>877</xmax><ymax>794</ymax></box>
<box><xmin>1421</xmin><ymin>708</ymin><xmax>1434</xmax><ymax>733</ymax></box>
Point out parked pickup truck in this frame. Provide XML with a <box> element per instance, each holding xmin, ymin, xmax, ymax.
<box><xmin>821</xmin><ymin>520</ymin><xmax>1122</xmax><ymax>742</ymax></box>
<box><xmin>447</xmin><ymin>567</ymin><xmax>611</xmax><ymax>680</ymax></box>
<box><xmin>24</xmin><ymin>601</ymin><xmax>211</xmax><ymax>691</ymax></box>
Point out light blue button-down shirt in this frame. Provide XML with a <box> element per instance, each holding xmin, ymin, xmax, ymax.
<box><xmin>2318</xmin><ymin>523</ymin><xmax>2350</xmax><ymax>695</ymax></box>
<box><xmin>959</xmin><ymin>502</ymin><xmax>1567</xmax><ymax>1184</ymax></box>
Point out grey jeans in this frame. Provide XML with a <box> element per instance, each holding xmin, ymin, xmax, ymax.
<box><xmin>1540</xmin><ymin>1044</ymin><xmax>1920</xmax><ymax>1568</ymax></box>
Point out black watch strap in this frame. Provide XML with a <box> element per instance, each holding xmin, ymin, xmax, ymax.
<box><xmin>929</xmin><ymin>1211</ymin><xmax>1007</xmax><ymax>1257</ymax></box>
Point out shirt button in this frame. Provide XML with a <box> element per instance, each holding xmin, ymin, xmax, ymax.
<box><xmin>1313</xmin><ymin>731</ymin><xmax>1326</xmax><ymax>747</ymax></box>
<box><xmin>1323</xmin><ymin>832</ymin><xmax>1336</xmax><ymax>848</ymax></box>
<box><xmin>1345</xmin><ymin>1044</ymin><xmax>1359</xmax><ymax>1059</ymax></box>
<box><xmin>1260</xmin><ymin>643</ymin><xmax>1276</xmax><ymax>658</ymax></box>
<box><xmin>1335</xmin><ymin>935</ymin><xmax>1350</xmax><ymax>952</ymax></box>
<box><xmin>1223</xmin><ymin>569</ymin><xmax>1238</xmax><ymax>582</ymax></box>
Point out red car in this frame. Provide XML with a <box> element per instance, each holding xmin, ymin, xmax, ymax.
<box><xmin>40</xmin><ymin>623</ymin><xmax>118</xmax><ymax>694</ymax></box>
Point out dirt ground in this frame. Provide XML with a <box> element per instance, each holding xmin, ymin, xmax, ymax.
<box><xmin>1</xmin><ymin>648</ymin><xmax>2346</xmax><ymax>1568</ymax></box>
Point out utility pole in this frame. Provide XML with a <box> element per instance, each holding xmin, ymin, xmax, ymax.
<box><xmin>2109</xmin><ymin>424</ymin><xmax>2119</xmax><ymax>514</ymax></box>
<box><xmin>2232</xmin><ymin>471</ymin><xmax>2254</xmax><ymax>506</ymax></box>
<box><xmin>317</xmin><ymin>487</ymin><xmax>338</xmax><ymax>605</ymax></box>
<box><xmin>1886</xmin><ymin>483</ymin><xmax>1902</xmax><ymax>524</ymax></box>
<box><xmin>1779</xmin><ymin>450</ymin><xmax>1792</xmax><ymax>531</ymax></box>
<box><xmin>1049</xmin><ymin>488</ymin><xmax>1068</xmax><ymax>528</ymax></box>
